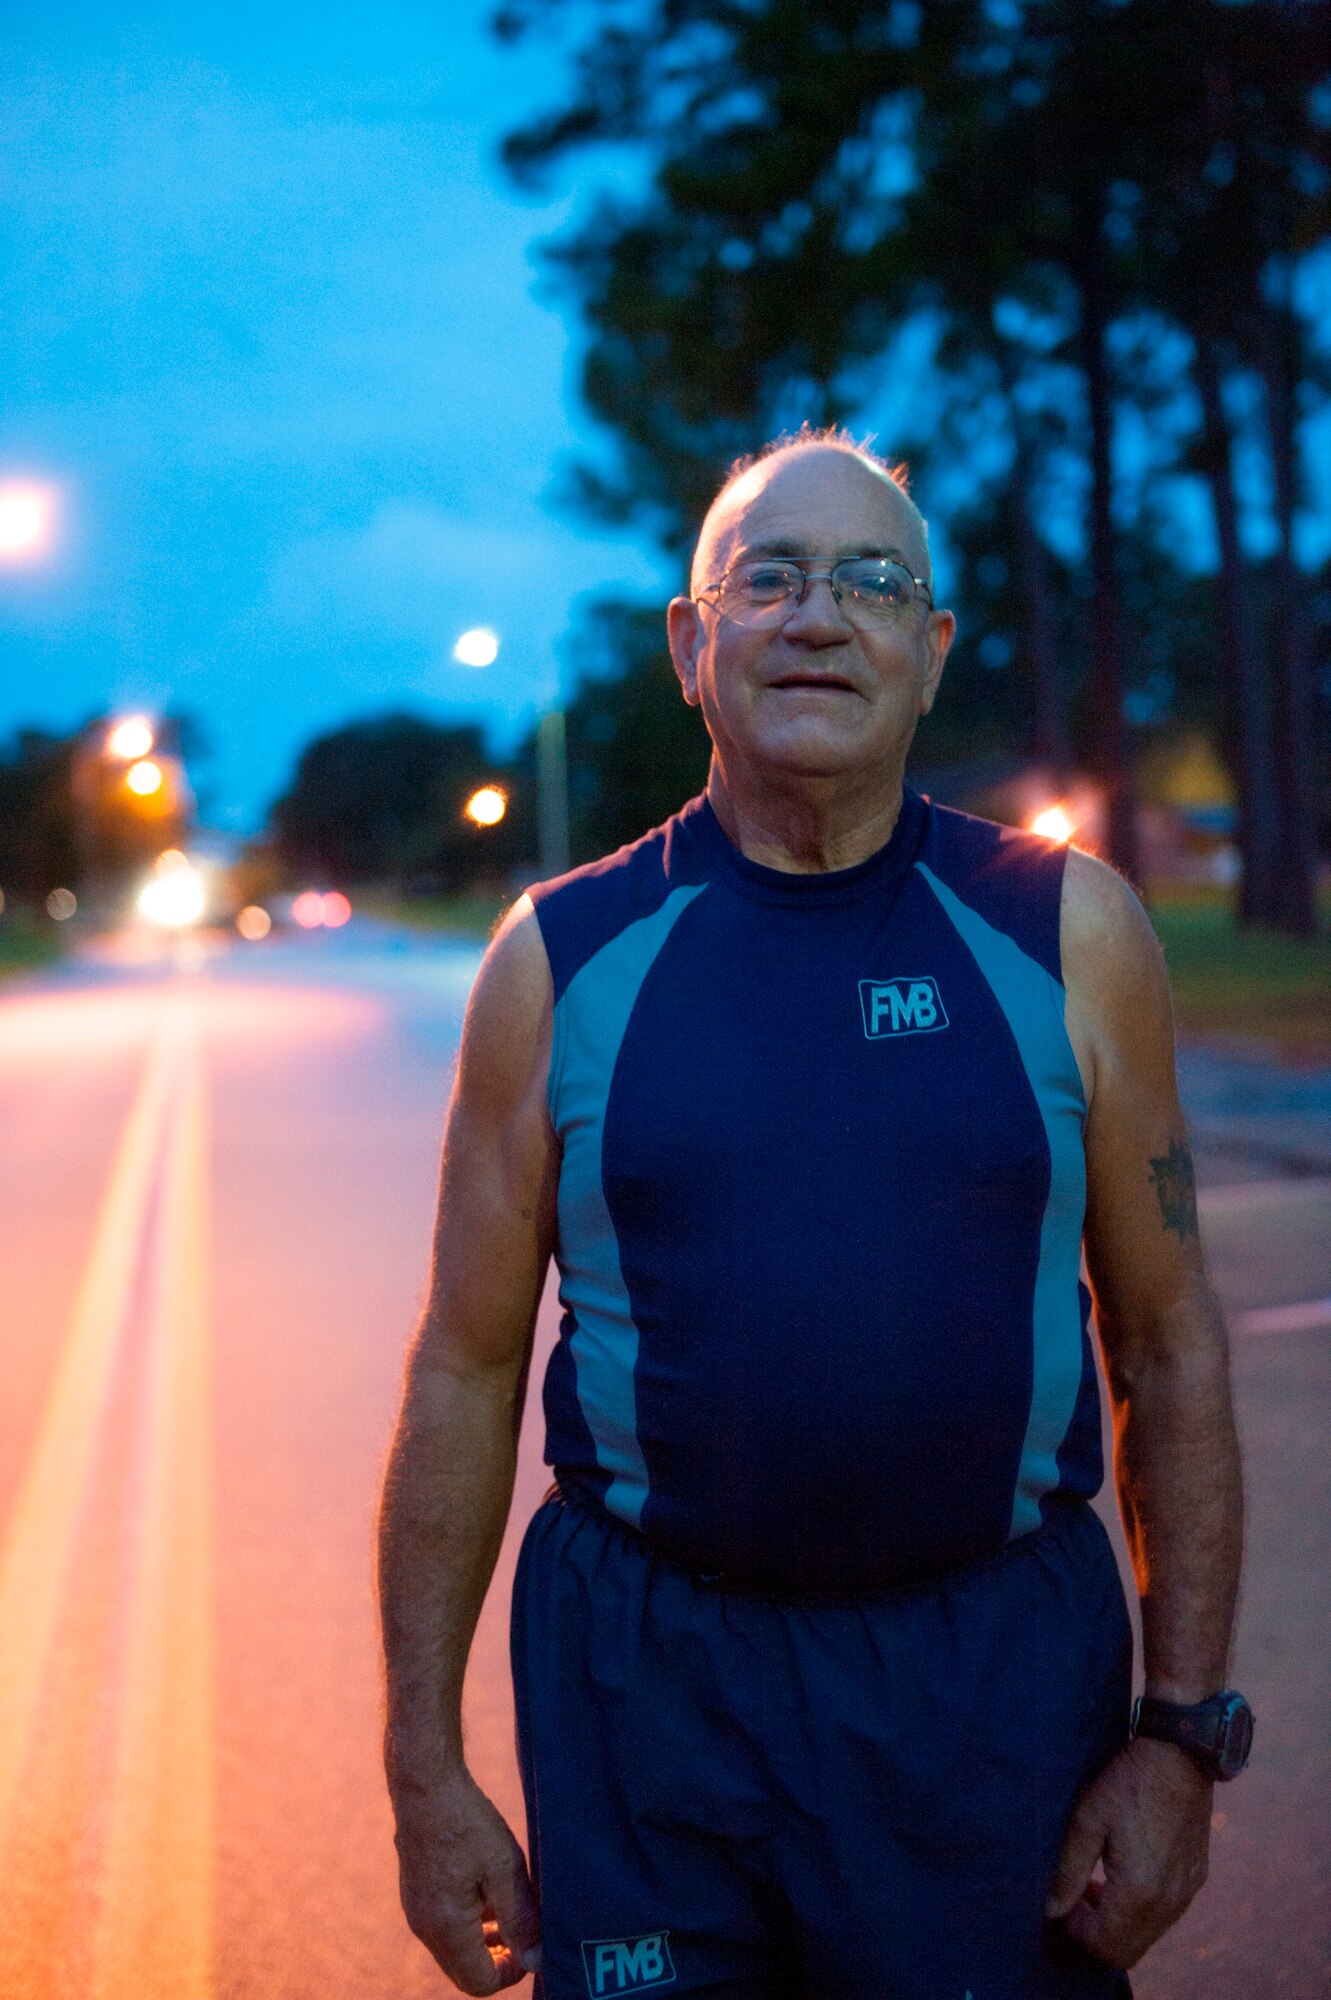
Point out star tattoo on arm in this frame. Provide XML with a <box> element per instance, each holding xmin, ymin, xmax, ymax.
<box><xmin>1148</xmin><ymin>1137</ymin><xmax>1199</xmax><ymax>1240</ymax></box>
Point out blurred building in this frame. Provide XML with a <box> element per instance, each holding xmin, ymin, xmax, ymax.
<box><xmin>911</xmin><ymin>736</ymin><xmax>1239</xmax><ymax>890</ymax></box>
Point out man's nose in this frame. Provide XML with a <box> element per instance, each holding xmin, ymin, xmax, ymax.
<box><xmin>781</xmin><ymin>574</ymin><xmax>853</xmax><ymax>639</ymax></box>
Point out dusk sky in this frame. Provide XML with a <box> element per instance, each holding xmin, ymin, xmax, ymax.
<box><xmin>0</xmin><ymin>0</ymin><xmax>667</xmax><ymax>830</ymax></box>
<box><xmin>4</xmin><ymin>4</ymin><xmax>1330</xmax><ymax>836</ymax></box>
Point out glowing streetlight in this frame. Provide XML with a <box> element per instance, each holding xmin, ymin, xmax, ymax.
<box><xmin>236</xmin><ymin>905</ymin><xmax>272</xmax><ymax>940</ymax></box>
<box><xmin>107</xmin><ymin>715</ymin><xmax>155</xmax><ymax>761</ymax></box>
<box><xmin>0</xmin><ymin>482</ymin><xmax>55</xmax><ymax>561</ymax></box>
<box><xmin>453</xmin><ymin>627</ymin><xmax>500</xmax><ymax>668</ymax></box>
<box><xmin>465</xmin><ymin>785</ymin><xmax>507</xmax><ymax>828</ymax></box>
<box><xmin>126</xmin><ymin>759</ymin><xmax>164</xmax><ymax>797</ymax></box>
<box><xmin>1030</xmin><ymin>805</ymin><xmax>1075</xmax><ymax>843</ymax></box>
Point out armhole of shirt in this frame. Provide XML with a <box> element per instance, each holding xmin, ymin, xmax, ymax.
<box><xmin>546</xmin><ymin>986</ymin><xmax>568</xmax><ymax>1132</ymax></box>
<box><xmin>1050</xmin><ymin>968</ymin><xmax>1088</xmax><ymax>1121</ymax></box>
<box><xmin>529</xmin><ymin>894</ymin><xmax>566</xmax><ymax>1132</ymax></box>
<box><xmin>1050</xmin><ymin>845</ymin><xmax>1089</xmax><ymax>1120</ymax></box>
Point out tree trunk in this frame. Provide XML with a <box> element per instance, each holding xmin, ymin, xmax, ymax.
<box><xmin>1258</xmin><ymin>289</ymin><xmax>1320</xmax><ymax>936</ymax></box>
<box><xmin>1194</xmin><ymin>333</ymin><xmax>1282</xmax><ymax>927</ymax></box>
<box><xmin>1011</xmin><ymin>455</ymin><xmax>1071</xmax><ymax>780</ymax></box>
<box><xmin>1075</xmin><ymin>219</ymin><xmax>1138</xmax><ymax>879</ymax></box>
<box><xmin>999</xmin><ymin>351</ymin><xmax>1073</xmax><ymax>780</ymax></box>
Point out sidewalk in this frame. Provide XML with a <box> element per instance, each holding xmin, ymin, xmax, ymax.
<box><xmin>1130</xmin><ymin>1040</ymin><xmax>1331</xmax><ymax>2000</ymax></box>
<box><xmin>1179</xmin><ymin>1042</ymin><xmax>1331</xmax><ymax>1183</ymax></box>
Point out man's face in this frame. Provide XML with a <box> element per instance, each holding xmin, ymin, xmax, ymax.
<box><xmin>667</xmin><ymin>450</ymin><xmax>955</xmax><ymax>784</ymax></box>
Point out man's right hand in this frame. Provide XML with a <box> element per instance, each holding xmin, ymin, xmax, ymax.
<box><xmin>378</xmin><ymin>902</ymin><xmax>554</xmax><ymax>1989</ymax></box>
<box><xmin>394</xmin><ymin>1771</ymin><xmax>542</xmax><ymax>1994</ymax></box>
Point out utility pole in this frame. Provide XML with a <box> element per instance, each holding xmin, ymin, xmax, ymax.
<box><xmin>537</xmin><ymin>707</ymin><xmax>571</xmax><ymax>878</ymax></box>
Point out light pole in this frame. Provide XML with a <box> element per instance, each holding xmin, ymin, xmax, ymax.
<box><xmin>536</xmin><ymin>707</ymin><xmax>570</xmax><ymax>879</ymax></box>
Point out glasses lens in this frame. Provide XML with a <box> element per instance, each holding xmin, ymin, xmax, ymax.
<box><xmin>709</xmin><ymin>557</ymin><xmax>923</xmax><ymax>626</ymax></box>
<box><xmin>717</xmin><ymin>560</ymin><xmax>805</xmax><ymax>623</ymax></box>
<box><xmin>836</xmin><ymin>559</ymin><xmax>917</xmax><ymax>617</ymax></box>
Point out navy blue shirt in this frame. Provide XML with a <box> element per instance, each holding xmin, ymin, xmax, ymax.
<box><xmin>530</xmin><ymin>788</ymin><xmax>1102</xmax><ymax>1592</ymax></box>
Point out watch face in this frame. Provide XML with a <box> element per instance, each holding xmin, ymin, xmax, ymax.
<box><xmin>1218</xmin><ymin>1696</ymin><xmax>1255</xmax><ymax>1777</ymax></box>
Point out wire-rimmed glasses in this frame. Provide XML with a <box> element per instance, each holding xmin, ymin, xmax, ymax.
<box><xmin>695</xmin><ymin>556</ymin><xmax>934</xmax><ymax>630</ymax></box>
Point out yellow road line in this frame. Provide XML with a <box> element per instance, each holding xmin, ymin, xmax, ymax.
<box><xmin>0</xmin><ymin>1007</ymin><xmax>185</xmax><ymax>1853</ymax></box>
<box><xmin>90</xmin><ymin>1015</ymin><xmax>214</xmax><ymax>2000</ymax></box>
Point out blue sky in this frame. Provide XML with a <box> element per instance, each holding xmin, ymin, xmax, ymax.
<box><xmin>0</xmin><ymin>0</ymin><xmax>667</xmax><ymax>829</ymax></box>
<box><xmin>3</xmin><ymin>4</ymin><xmax>1327</xmax><ymax>832</ymax></box>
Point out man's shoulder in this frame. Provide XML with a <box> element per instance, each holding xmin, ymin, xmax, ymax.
<box><xmin>1059</xmin><ymin>844</ymin><xmax>1164</xmax><ymax>993</ymax></box>
<box><xmin>918</xmin><ymin>796</ymin><xmax>1071</xmax><ymax>983</ymax></box>
<box><xmin>527</xmin><ymin>795</ymin><xmax>710</xmax><ymax>1002</ymax></box>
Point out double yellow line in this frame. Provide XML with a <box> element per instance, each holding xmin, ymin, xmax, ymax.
<box><xmin>0</xmin><ymin>997</ymin><xmax>214</xmax><ymax>1998</ymax></box>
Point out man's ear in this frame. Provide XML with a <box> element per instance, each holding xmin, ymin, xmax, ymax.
<box><xmin>667</xmin><ymin>597</ymin><xmax>704</xmax><ymax>707</ymax></box>
<box><xmin>917</xmin><ymin>609</ymin><xmax>956</xmax><ymax>718</ymax></box>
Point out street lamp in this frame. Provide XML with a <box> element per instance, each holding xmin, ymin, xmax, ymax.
<box><xmin>453</xmin><ymin>627</ymin><xmax>500</xmax><ymax>668</ymax></box>
<box><xmin>106</xmin><ymin>716</ymin><xmax>154</xmax><ymax>761</ymax></box>
<box><xmin>465</xmin><ymin>785</ymin><xmax>508</xmax><ymax>828</ymax></box>
<box><xmin>125</xmin><ymin>759</ymin><xmax>164</xmax><ymax>797</ymax></box>
<box><xmin>0</xmin><ymin>481</ymin><xmax>56</xmax><ymax>562</ymax></box>
<box><xmin>450</xmin><ymin>626</ymin><xmax>570</xmax><ymax>877</ymax></box>
<box><xmin>67</xmin><ymin>711</ymin><xmax>189</xmax><ymax>917</ymax></box>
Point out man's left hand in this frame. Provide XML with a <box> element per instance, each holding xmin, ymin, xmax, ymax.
<box><xmin>1045</xmin><ymin>1736</ymin><xmax>1213</xmax><ymax>1967</ymax></box>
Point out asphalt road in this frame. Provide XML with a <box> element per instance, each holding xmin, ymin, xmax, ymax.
<box><xmin>0</xmin><ymin>924</ymin><xmax>1326</xmax><ymax>2000</ymax></box>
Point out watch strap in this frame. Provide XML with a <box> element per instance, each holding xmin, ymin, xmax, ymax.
<box><xmin>1132</xmin><ymin>1690</ymin><xmax>1254</xmax><ymax>1779</ymax></box>
<box><xmin>1134</xmin><ymin>1695</ymin><xmax>1222</xmax><ymax>1754</ymax></box>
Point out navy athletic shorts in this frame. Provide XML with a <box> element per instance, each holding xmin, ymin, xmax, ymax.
<box><xmin>512</xmin><ymin>1487</ymin><xmax>1134</xmax><ymax>2000</ymax></box>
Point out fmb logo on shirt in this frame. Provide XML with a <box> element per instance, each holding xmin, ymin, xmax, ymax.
<box><xmin>581</xmin><ymin>1931</ymin><xmax>677</xmax><ymax>1995</ymax></box>
<box><xmin>859</xmin><ymin>975</ymin><xmax>949</xmax><ymax>1039</ymax></box>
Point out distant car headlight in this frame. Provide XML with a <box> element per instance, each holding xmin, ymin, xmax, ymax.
<box><xmin>137</xmin><ymin>857</ymin><xmax>206</xmax><ymax>928</ymax></box>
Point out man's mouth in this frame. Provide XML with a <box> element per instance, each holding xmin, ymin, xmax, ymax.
<box><xmin>767</xmin><ymin>672</ymin><xmax>860</xmax><ymax>694</ymax></box>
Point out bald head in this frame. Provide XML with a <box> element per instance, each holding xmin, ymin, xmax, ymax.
<box><xmin>690</xmin><ymin>441</ymin><xmax>933</xmax><ymax>600</ymax></box>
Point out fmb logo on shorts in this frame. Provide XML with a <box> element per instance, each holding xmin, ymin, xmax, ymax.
<box><xmin>581</xmin><ymin>1931</ymin><xmax>676</xmax><ymax>1995</ymax></box>
<box><xmin>859</xmin><ymin>975</ymin><xmax>949</xmax><ymax>1039</ymax></box>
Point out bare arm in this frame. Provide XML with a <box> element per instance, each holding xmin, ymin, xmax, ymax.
<box><xmin>378</xmin><ymin>899</ymin><xmax>558</xmax><ymax>1994</ymax></box>
<box><xmin>1049</xmin><ymin>848</ymin><xmax>1243</xmax><ymax>1967</ymax></box>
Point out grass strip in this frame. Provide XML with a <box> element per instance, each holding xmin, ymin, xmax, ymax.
<box><xmin>354</xmin><ymin>889</ymin><xmax>512</xmax><ymax>942</ymax></box>
<box><xmin>1148</xmin><ymin>888</ymin><xmax>1330</xmax><ymax>1056</ymax></box>
<box><xmin>0</xmin><ymin>912</ymin><xmax>64</xmax><ymax>981</ymax></box>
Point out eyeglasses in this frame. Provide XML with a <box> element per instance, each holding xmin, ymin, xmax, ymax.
<box><xmin>696</xmin><ymin>556</ymin><xmax>934</xmax><ymax>630</ymax></box>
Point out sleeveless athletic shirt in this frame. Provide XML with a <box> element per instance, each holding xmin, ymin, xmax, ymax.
<box><xmin>528</xmin><ymin>786</ymin><xmax>1104</xmax><ymax>1593</ymax></box>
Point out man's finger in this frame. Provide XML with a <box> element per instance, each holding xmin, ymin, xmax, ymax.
<box><xmin>1046</xmin><ymin>1798</ymin><xmax>1108</xmax><ymax>1920</ymax></box>
<box><xmin>483</xmin><ymin>1944</ymin><xmax>531</xmax><ymax>1993</ymax></box>
<box><xmin>1063</xmin><ymin>1854</ymin><xmax>1195</xmax><ymax>1970</ymax></box>
<box><xmin>485</xmin><ymin>1846</ymin><xmax>543</xmax><ymax>1973</ymax></box>
<box><xmin>1064</xmin><ymin>1855</ymin><xmax>1204</xmax><ymax>1970</ymax></box>
<box><xmin>1063</xmin><ymin>1883</ymin><xmax>1155</xmax><ymax>1970</ymax></box>
<box><xmin>419</xmin><ymin>1911</ymin><xmax>512</xmax><ymax>1997</ymax></box>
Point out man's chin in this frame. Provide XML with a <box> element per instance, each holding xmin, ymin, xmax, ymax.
<box><xmin>747</xmin><ymin>722</ymin><xmax>890</xmax><ymax>780</ymax></box>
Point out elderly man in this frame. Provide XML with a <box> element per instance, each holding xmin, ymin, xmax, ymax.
<box><xmin>378</xmin><ymin>433</ymin><xmax>1249</xmax><ymax>2000</ymax></box>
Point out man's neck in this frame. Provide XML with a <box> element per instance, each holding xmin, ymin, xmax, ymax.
<box><xmin>705</xmin><ymin>761</ymin><xmax>907</xmax><ymax>874</ymax></box>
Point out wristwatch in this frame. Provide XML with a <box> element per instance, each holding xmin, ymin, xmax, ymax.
<box><xmin>1131</xmin><ymin>1689</ymin><xmax>1255</xmax><ymax>1781</ymax></box>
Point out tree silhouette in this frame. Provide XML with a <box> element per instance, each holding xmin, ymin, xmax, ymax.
<box><xmin>499</xmin><ymin>0</ymin><xmax>1330</xmax><ymax>919</ymax></box>
<box><xmin>269</xmin><ymin>714</ymin><xmax>524</xmax><ymax>891</ymax></box>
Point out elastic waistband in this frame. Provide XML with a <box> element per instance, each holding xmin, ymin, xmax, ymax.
<box><xmin>549</xmin><ymin>1476</ymin><xmax>1095</xmax><ymax>1607</ymax></box>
